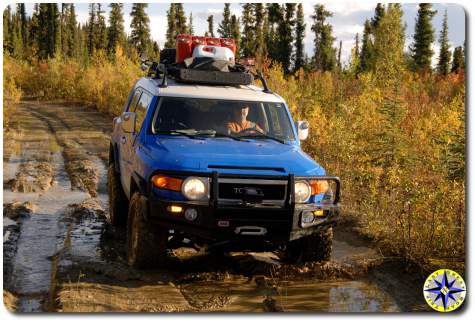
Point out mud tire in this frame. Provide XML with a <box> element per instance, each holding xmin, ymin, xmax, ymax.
<box><xmin>282</xmin><ymin>226</ymin><xmax>333</xmax><ymax>263</ymax></box>
<box><xmin>127</xmin><ymin>192</ymin><xmax>168</xmax><ymax>268</ymax></box>
<box><xmin>107</xmin><ymin>163</ymin><xmax>128</xmax><ymax>227</ymax></box>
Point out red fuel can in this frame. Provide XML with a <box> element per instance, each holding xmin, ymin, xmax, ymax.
<box><xmin>191</xmin><ymin>36</ymin><xmax>207</xmax><ymax>53</ymax></box>
<box><xmin>205</xmin><ymin>37</ymin><xmax>221</xmax><ymax>47</ymax></box>
<box><xmin>175</xmin><ymin>34</ymin><xmax>193</xmax><ymax>63</ymax></box>
<box><xmin>220</xmin><ymin>38</ymin><xmax>237</xmax><ymax>55</ymax></box>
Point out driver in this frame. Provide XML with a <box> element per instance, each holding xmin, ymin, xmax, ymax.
<box><xmin>227</xmin><ymin>104</ymin><xmax>263</xmax><ymax>134</ymax></box>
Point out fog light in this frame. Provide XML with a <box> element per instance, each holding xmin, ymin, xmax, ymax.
<box><xmin>313</xmin><ymin>209</ymin><xmax>325</xmax><ymax>217</ymax></box>
<box><xmin>301</xmin><ymin>211</ymin><xmax>315</xmax><ymax>225</ymax></box>
<box><xmin>168</xmin><ymin>205</ymin><xmax>183</xmax><ymax>213</ymax></box>
<box><xmin>184</xmin><ymin>208</ymin><xmax>198</xmax><ymax>221</ymax></box>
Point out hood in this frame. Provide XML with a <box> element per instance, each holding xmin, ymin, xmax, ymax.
<box><xmin>145</xmin><ymin>136</ymin><xmax>325</xmax><ymax>176</ymax></box>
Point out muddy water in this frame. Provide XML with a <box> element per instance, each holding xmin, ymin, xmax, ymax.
<box><xmin>4</xmin><ymin>101</ymin><xmax>424</xmax><ymax>312</ymax></box>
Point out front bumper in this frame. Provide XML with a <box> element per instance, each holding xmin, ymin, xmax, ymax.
<box><xmin>145</xmin><ymin>171</ymin><xmax>341</xmax><ymax>250</ymax></box>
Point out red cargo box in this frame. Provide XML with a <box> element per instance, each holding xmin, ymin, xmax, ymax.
<box><xmin>176</xmin><ymin>34</ymin><xmax>192</xmax><ymax>63</ymax></box>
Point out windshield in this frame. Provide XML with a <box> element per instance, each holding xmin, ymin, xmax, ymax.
<box><xmin>151</xmin><ymin>97</ymin><xmax>295</xmax><ymax>142</ymax></box>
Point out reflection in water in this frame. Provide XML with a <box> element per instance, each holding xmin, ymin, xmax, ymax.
<box><xmin>273</xmin><ymin>279</ymin><xmax>400</xmax><ymax>312</ymax></box>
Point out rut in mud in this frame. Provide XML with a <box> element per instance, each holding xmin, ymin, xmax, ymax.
<box><xmin>3</xmin><ymin>100</ymin><xmax>428</xmax><ymax>312</ymax></box>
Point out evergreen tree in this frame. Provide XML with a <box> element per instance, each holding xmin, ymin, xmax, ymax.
<box><xmin>3</xmin><ymin>6</ymin><xmax>12</xmax><ymax>54</ymax></box>
<box><xmin>207</xmin><ymin>15</ymin><xmax>215</xmax><ymax>37</ymax></box>
<box><xmin>294</xmin><ymin>3</ymin><xmax>306</xmax><ymax>71</ymax></box>
<box><xmin>373</xmin><ymin>4</ymin><xmax>406</xmax><ymax>84</ymax></box>
<box><xmin>451</xmin><ymin>46</ymin><xmax>465</xmax><ymax>73</ymax></box>
<box><xmin>410</xmin><ymin>4</ymin><xmax>437</xmax><ymax>71</ymax></box>
<box><xmin>108</xmin><ymin>3</ymin><xmax>125</xmax><ymax>54</ymax></box>
<box><xmin>96</xmin><ymin>3</ymin><xmax>107</xmax><ymax>51</ymax></box>
<box><xmin>130</xmin><ymin>3</ymin><xmax>151</xmax><ymax>57</ymax></box>
<box><xmin>437</xmin><ymin>10</ymin><xmax>451</xmax><ymax>76</ymax></box>
<box><xmin>371</xmin><ymin>3</ymin><xmax>385</xmax><ymax>29</ymax></box>
<box><xmin>175</xmin><ymin>3</ymin><xmax>187</xmax><ymax>34</ymax></box>
<box><xmin>240</xmin><ymin>4</ymin><xmax>255</xmax><ymax>57</ymax></box>
<box><xmin>275</xmin><ymin>4</ymin><xmax>296</xmax><ymax>72</ymax></box>
<box><xmin>86</xmin><ymin>3</ymin><xmax>96</xmax><ymax>55</ymax></box>
<box><xmin>311</xmin><ymin>4</ymin><xmax>336</xmax><ymax>72</ymax></box>
<box><xmin>37</xmin><ymin>3</ymin><xmax>60</xmax><ymax>59</ymax></box>
<box><xmin>254</xmin><ymin>3</ymin><xmax>267</xmax><ymax>59</ymax></box>
<box><xmin>230</xmin><ymin>14</ymin><xmax>241</xmax><ymax>57</ymax></box>
<box><xmin>337</xmin><ymin>40</ymin><xmax>342</xmax><ymax>71</ymax></box>
<box><xmin>359</xmin><ymin>19</ymin><xmax>373</xmax><ymax>72</ymax></box>
<box><xmin>67</xmin><ymin>4</ymin><xmax>78</xmax><ymax>58</ymax></box>
<box><xmin>18</xmin><ymin>3</ymin><xmax>27</xmax><ymax>47</ymax></box>
<box><xmin>188</xmin><ymin>13</ymin><xmax>194</xmax><ymax>34</ymax></box>
<box><xmin>218</xmin><ymin>3</ymin><xmax>232</xmax><ymax>38</ymax></box>
<box><xmin>349</xmin><ymin>33</ymin><xmax>361</xmax><ymax>74</ymax></box>
<box><xmin>165</xmin><ymin>4</ymin><xmax>176</xmax><ymax>48</ymax></box>
<box><xmin>265</xmin><ymin>3</ymin><xmax>283</xmax><ymax>62</ymax></box>
<box><xmin>29</xmin><ymin>4</ymin><xmax>40</xmax><ymax>55</ymax></box>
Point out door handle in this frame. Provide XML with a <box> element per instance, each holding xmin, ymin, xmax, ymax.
<box><xmin>121</xmin><ymin>136</ymin><xmax>126</xmax><ymax>144</ymax></box>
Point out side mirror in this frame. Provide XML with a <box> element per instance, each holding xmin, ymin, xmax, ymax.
<box><xmin>121</xmin><ymin>112</ymin><xmax>136</xmax><ymax>133</ymax></box>
<box><xmin>297</xmin><ymin>120</ymin><xmax>309</xmax><ymax>141</ymax></box>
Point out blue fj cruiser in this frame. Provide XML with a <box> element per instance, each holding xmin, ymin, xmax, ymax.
<box><xmin>108</xmin><ymin>60</ymin><xmax>341</xmax><ymax>268</ymax></box>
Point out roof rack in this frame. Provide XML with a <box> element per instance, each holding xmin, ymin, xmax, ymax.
<box><xmin>141</xmin><ymin>51</ymin><xmax>272</xmax><ymax>93</ymax></box>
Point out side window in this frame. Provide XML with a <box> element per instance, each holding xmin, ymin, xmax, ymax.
<box><xmin>127</xmin><ymin>89</ymin><xmax>142</xmax><ymax>112</ymax></box>
<box><xmin>133</xmin><ymin>92</ymin><xmax>152</xmax><ymax>132</ymax></box>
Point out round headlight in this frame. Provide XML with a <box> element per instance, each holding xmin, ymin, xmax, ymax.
<box><xmin>181</xmin><ymin>177</ymin><xmax>209</xmax><ymax>200</ymax></box>
<box><xmin>295</xmin><ymin>181</ymin><xmax>311</xmax><ymax>203</ymax></box>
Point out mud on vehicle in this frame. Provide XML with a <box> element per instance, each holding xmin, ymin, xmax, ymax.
<box><xmin>108</xmin><ymin>35</ymin><xmax>341</xmax><ymax>268</ymax></box>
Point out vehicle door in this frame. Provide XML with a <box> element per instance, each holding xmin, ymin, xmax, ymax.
<box><xmin>119</xmin><ymin>88</ymin><xmax>142</xmax><ymax>193</ymax></box>
<box><xmin>122</xmin><ymin>90</ymin><xmax>152</xmax><ymax>194</ymax></box>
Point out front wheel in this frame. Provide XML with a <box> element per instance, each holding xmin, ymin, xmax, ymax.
<box><xmin>281</xmin><ymin>226</ymin><xmax>333</xmax><ymax>263</ymax></box>
<box><xmin>127</xmin><ymin>192</ymin><xmax>168</xmax><ymax>268</ymax></box>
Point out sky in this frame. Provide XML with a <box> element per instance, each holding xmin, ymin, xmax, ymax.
<box><xmin>23</xmin><ymin>1</ymin><xmax>466</xmax><ymax>65</ymax></box>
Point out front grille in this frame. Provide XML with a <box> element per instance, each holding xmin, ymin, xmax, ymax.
<box><xmin>217</xmin><ymin>178</ymin><xmax>287</xmax><ymax>203</ymax></box>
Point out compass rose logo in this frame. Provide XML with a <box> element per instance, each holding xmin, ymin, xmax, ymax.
<box><xmin>423</xmin><ymin>269</ymin><xmax>466</xmax><ymax>312</ymax></box>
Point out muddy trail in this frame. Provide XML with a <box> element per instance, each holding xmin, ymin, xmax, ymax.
<box><xmin>3</xmin><ymin>100</ymin><xmax>428</xmax><ymax>313</ymax></box>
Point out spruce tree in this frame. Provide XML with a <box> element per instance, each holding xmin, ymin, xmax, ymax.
<box><xmin>37</xmin><ymin>3</ymin><xmax>60</xmax><ymax>59</ymax></box>
<box><xmin>254</xmin><ymin>3</ymin><xmax>267</xmax><ymax>59</ymax></box>
<box><xmin>373</xmin><ymin>4</ymin><xmax>406</xmax><ymax>84</ymax></box>
<box><xmin>276</xmin><ymin>4</ymin><xmax>296</xmax><ymax>72</ymax></box>
<box><xmin>371</xmin><ymin>3</ymin><xmax>385</xmax><ymax>29</ymax></box>
<box><xmin>18</xmin><ymin>3</ymin><xmax>27</xmax><ymax>47</ymax></box>
<box><xmin>3</xmin><ymin>6</ymin><xmax>12</xmax><ymax>54</ymax></box>
<box><xmin>130</xmin><ymin>3</ymin><xmax>151</xmax><ymax>57</ymax></box>
<box><xmin>218</xmin><ymin>3</ymin><xmax>232</xmax><ymax>38</ymax></box>
<box><xmin>240</xmin><ymin>4</ymin><xmax>255</xmax><ymax>57</ymax></box>
<box><xmin>337</xmin><ymin>40</ymin><xmax>342</xmax><ymax>71</ymax></box>
<box><xmin>437</xmin><ymin>10</ymin><xmax>451</xmax><ymax>76</ymax></box>
<box><xmin>108</xmin><ymin>3</ymin><xmax>125</xmax><ymax>55</ymax></box>
<box><xmin>311</xmin><ymin>4</ymin><xmax>336</xmax><ymax>72</ymax></box>
<box><xmin>188</xmin><ymin>13</ymin><xmax>194</xmax><ymax>34</ymax></box>
<box><xmin>86</xmin><ymin>3</ymin><xmax>96</xmax><ymax>55</ymax></box>
<box><xmin>294</xmin><ymin>3</ymin><xmax>306</xmax><ymax>72</ymax></box>
<box><xmin>410</xmin><ymin>4</ymin><xmax>437</xmax><ymax>72</ymax></box>
<box><xmin>175</xmin><ymin>4</ymin><xmax>187</xmax><ymax>34</ymax></box>
<box><xmin>451</xmin><ymin>46</ymin><xmax>465</xmax><ymax>73</ymax></box>
<box><xmin>165</xmin><ymin>4</ymin><xmax>176</xmax><ymax>48</ymax></box>
<box><xmin>230</xmin><ymin>15</ymin><xmax>241</xmax><ymax>57</ymax></box>
<box><xmin>207</xmin><ymin>15</ymin><xmax>215</xmax><ymax>37</ymax></box>
<box><xmin>96</xmin><ymin>3</ymin><xmax>107</xmax><ymax>51</ymax></box>
<box><xmin>265</xmin><ymin>3</ymin><xmax>283</xmax><ymax>62</ymax></box>
<box><xmin>359</xmin><ymin>19</ymin><xmax>373</xmax><ymax>72</ymax></box>
<box><xmin>67</xmin><ymin>4</ymin><xmax>78</xmax><ymax>58</ymax></box>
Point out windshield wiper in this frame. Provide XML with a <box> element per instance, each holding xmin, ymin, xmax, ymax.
<box><xmin>155</xmin><ymin>129</ymin><xmax>203</xmax><ymax>139</ymax></box>
<box><xmin>156</xmin><ymin>129</ymin><xmax>247</xmax><ymax>142</ymax></box>
<box><xmin>237</xmin><ymin>133</ymin><xmax>286</xmax><ymax>144</ymax></box>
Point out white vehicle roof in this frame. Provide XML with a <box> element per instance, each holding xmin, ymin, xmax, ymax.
<box><xmin>138</xmin><ymin>78</ymin><xmax>286</xmax><ymax>103</ymax></box>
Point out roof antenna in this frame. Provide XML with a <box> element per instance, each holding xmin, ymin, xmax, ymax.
<box><xmin>257</xmin><ymin>71</ymin><xmax>271</xmax><ymax>94</ymax></box>
<box><xmin>159</xmin><ymin>70</ymin><xmax>168</xmax><ymax>88</ymax></box>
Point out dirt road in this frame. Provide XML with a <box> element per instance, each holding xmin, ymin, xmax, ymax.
<box><xmin>3</xmin><ymin>101</ymin><xmax>429</xmax><ymax>312</ymax></box>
